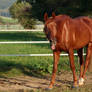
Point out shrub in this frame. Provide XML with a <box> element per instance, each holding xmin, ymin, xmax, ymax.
<box><xmin>9</xmin><ymin>1</ymin><xmax>36</xmax><ymax>29</ymax></box>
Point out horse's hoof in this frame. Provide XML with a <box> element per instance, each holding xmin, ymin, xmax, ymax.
<box><xmin>78</xmin><ymin>78</ymin><xmax>84</xmax><ymax>86</ymax></box>
<box><xmin>72</xmin><ymin>84</ymin><xmax>79</xmax><ymax>88</ymax></box>
<box><xmin>45</xmin><ymin>87</ymin><xmax>53</xmax><ymax>90</ymax></box>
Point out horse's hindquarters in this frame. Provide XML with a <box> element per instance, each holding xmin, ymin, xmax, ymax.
<box><xmin>88</xmin><ymin>55</ymin><xmax>92</xmax><ymax>72</ymax></box>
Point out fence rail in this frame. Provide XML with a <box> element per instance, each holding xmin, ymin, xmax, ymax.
<box><xmin>0</xmin><ymin>29</ymin><xmax>86</xmax><ymax>56</ymax></box>
<box><xmin>0</xmin><ymin>41</ymin><xmax>86</xmax><ymax>56</ymax></box>
<box><xmin>0</xmin><ymin>29</ymin><xmax>43</xmax><ymax>32</ymax></box>
<box><xmin>0</xmin><ymin>41</ymin><xmax>49</xmax><ymax>44</ymax></box>
<box><xmin>0</xmin><ymin>24</ymin><xmax>44</xmax><ymax>30</ymax></box>
<box><xmin>0</xmin><ymin>53</ymin><xmax>86</xmax><ymax>57</ymax></box>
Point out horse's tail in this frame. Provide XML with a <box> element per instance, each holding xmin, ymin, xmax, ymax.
<box><xmin>88</xmin><ymin>54</ymin><xmax>92</xmax><ymax>72</ymax></box>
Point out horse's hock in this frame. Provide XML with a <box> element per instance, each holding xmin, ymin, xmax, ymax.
<box><xmin>88</xmin><ymin>55</ymin><xmax>92</xmax><ymax>72</ymax></box>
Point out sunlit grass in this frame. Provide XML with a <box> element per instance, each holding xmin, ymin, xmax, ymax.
<box><xmin>0</xmin><ymin>31</ymin><xmax>84</xmax><ymax>77</ymax></box>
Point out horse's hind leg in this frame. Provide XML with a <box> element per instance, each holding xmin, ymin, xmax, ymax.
<box><xmin>77</xmin><ymin>48</ymin><xmax>84</xmax><ymax>86</ymax></box>
<box><xmin>77</xmin><ymin>48</ymin><xmax>84</xmax><ymax>78</ymax></box>
<box><xmin>82</xmin><ymin>43</ymin><xmax>92</xmax><ymax>79</ymax></box>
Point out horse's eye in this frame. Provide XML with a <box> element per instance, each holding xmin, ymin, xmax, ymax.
<box><xmin>44</xmin><ymin>27</ymin><xmax>47</xmax><ymax>33</ymax></box>
<box><xmin>44</xmin><ymin>27</ymin><xmax>48</xmax><ymax>35</ymax></box>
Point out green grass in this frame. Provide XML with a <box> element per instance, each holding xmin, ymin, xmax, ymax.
<box><xmin>0</xmin><ymin>31</ymin><xmax>46</xmax><ymax>41</ymax></box>
<box><xmin>31</xmin><ymin>44</ymin><xmax>52</xmax><ymax>54</ymax></box>
<box><xmin>0</xmin><ymin>56</ymin><xmax>79</xmax><ymax>77</ymax></box>
<box><xmin>0</xmin><ymin>31</ymin><xmax>85</xmax><ymax>77</ymax></box>
<box><xmin>0</xmin><ymin>31</ymin><xmax>91</xmax><ymax>92</ymax></box>
<box><xmin>0</xmin><ymin>44</ymin><xmax>32</xmax><ymax>54</ymax></box>
<box><xmin>0</xmin><ymin>16</ymin><xmax>18</xmax><ymax>24</ymax></box>
<box><xmin>0</xmin><ymin>31</ymin><xmax>50</xmax><ymax>54</ymax></box>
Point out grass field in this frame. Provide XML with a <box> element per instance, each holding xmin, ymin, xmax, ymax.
<box><xmin>0</xmin><ymin>16</ymin><xmax>18</xmax><ymax>24</ymax></box>
<box><xmin>0</xmin><ymin>31</ymin><xmax>91</xmax><ymax>92</ymax></box>
<box><xmin>0</xmin><ymin>31</ymin><xmax>50</xmax><ymax>54</ymax></box>
<box><xmin>0</xmin><ymin>31</ymin><xmax>80</xmax><ymax>76</ymax></box>
<box><xmin>0</xmin><ymin>31</ymin><xmax>46</xmax><ymax>41</ymax></box>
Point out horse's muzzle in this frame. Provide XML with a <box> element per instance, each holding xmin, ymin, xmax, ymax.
<box><xmin>51</xmin><ymin>44</ymin><xmax>55</xmax><ymax>50</ymax></box>
<box><xmin>50</xmin><ymin>39</ymin><xmax>56</xmax><ymax>50</ymax></box>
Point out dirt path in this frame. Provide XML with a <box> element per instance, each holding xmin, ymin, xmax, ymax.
<box><xmin>0</xmin><ymin>72</ymin><xmax>92</xmax><ymax>91</ymax></box>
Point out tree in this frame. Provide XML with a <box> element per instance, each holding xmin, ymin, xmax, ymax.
<box><xmin>10</xmin><ymin>0</ymin><xmax>92</xmax><ymax>24</ymax></box>
<box><xmin>23</xmin><ymin>0</ymin><xmax>83</xmax><ymax>20</ymax></box>
<box><xmin>28</xmin><ymin>0</ymin><xmax>92</xmax><ymax>20</ymax></box>
<box><xmin>9</xmin><ymin>1</ymin><xmax>36</xmax><ymax>29</ymax></box>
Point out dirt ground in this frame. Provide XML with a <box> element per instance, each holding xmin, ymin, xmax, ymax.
<box><xmin>0</xmin><ymin>72</ymin><xmax>92</xmax><ymax>91</ymax></box>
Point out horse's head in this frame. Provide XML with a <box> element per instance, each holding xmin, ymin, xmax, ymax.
<box><xmin>44</xmin><ymin>12</ymin><xmax>57</xmax><ymax>50</ymax></box>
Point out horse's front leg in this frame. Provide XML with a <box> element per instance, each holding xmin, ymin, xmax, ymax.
<box><xmin>49</xmin><ymin>51</ymin><xmax>60</xmax><ymax>89</ymax></box>
<box><xmin>69</xmin><ymin>49</ymin><xmax>78</xmax><ymax>87</ymax></box>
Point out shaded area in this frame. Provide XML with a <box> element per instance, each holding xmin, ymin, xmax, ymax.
<box><xmin>0</xmin><ymin>59</ymin><xmax>72</xmax><ymax>91</ymax></box>
<box><xmin>0</xmin><ymin>31</ymin><xmax>46</xmax><ymax>41</ymax></box>
<box><xmin>0</xmin><ymin>59</ymin><xmax>45</xmax><ymax>78</ymax></box>
<box><xmin>0</xmin><ymin>58</ymin><xmax>91</xmax><ymax>92</ymax></box>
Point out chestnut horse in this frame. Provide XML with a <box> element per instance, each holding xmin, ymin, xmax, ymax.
<box><xmin>44</xmin><ymin>13</ymin><xmax>92</xmax><ymax>89</ymax></box>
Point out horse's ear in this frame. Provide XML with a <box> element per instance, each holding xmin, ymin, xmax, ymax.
<box><xmin>52</xmin><ymin>12</ymin><xmax>56</xmax><ymax>18</ymax></box>
<box><xmin>44</xmin><ymin>13</ymin><xmax>48</xmax><ymax>22</ymax></box>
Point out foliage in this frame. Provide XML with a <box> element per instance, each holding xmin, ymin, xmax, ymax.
<box><xmin>9</xmin><ymin>1</ymin><xmax>36</xmax><ymax>29</ymax></box>
<box><xmin>14</xmin><ymin>0</ymin><xmax>92</xmax><ymax>21</ymax></box>
<box><xmin>32</xmin><ymin>0</ymin><xmax>92</xmax><ymax>20</ymax></box>
<box><xmin>9</xmin><ymin>0</ymin><xmax>92</xmax><ymax>27</ymax></box>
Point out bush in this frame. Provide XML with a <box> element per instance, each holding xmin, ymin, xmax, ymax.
<box><xmin>9</xmin><ymin>1</ymin><xmax>36</xmax><ymax>29</ymax></box>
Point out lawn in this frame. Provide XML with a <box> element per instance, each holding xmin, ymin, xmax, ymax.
<box><xmin>0</xmin><ymin>31</ymin><xmax>80</xmax><ymax>77</ymax></box>
<box><xmin>0</xmin><ymin>16</ymin><xmax>18</xmax><ymax>24</ymax></box>
<box><xmin>0</xmin><ymin>31</ymin><xmax>46</xmax><ymax>41</ymax></box>
<box><xmin>0</xmin><ymin>31</ymin><xmax>90</xmax><ymax>92</ymax></box>
<box><xmin>0</xmin><ymin>31</ymin><xmax>50</xmax><ymax>54</ymax></box>
<box><xmin>0</xmin><ymin>56</ymin><xmax>79</xmax><ymax>77</ymax></box>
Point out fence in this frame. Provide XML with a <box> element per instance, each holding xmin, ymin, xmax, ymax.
<box><xmin>0</xmin><ymin>30</ymin><xmax>86</xmax><ymax>56</ymax></box>
<box><xmin>0</xmin><ymin>25</ymin><xmax>24</xmax><ymax>30</ymax></box>
<box><xmin>0</xmin><ymin>24</ymin><xmax>44</xmax><ymax>30</ymax></box>
<box><xmin>0</xmin><ymin>41</ymin><xmax>86</xmax><ymax>57</ymax></box>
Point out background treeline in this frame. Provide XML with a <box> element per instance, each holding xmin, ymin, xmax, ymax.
<box><xmin>9</xmin><ymin>0</ymin><xmax>92</xmax><ymax>29</ymax></box>
<box><xmin>0</xmin><ymin>0</ymin><xmax>16</xmax><ymax>17</ymax></box>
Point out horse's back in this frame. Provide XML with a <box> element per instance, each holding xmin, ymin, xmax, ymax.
<box><xmin>76</xmin><ymin>17</ymin><xmax>92</xmax><ymax>42</ymax></box>
<box><xmin>82</xmin><ymin>17</ymin><xmax>92</xmax><ymax>42</ymax></box>
<box><xmin>71</xmin><ymin>17</ymin><xmax>92</xmax><ymax>43</ymax></box>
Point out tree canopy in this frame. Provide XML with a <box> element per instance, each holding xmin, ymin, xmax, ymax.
<box><xmin>30</xmin><ymin>0</ymin><xmax>92</xmax><ymax>20</ymax></box>
<box><xmin>9</xmin><ymin>0</ymin><xmax>92</xmax><ymax>28</ymax></box>
<box><xmin>9</xmin><ymin>1</ymin><xmax>36</xmax><ymax>29</ymax></box>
